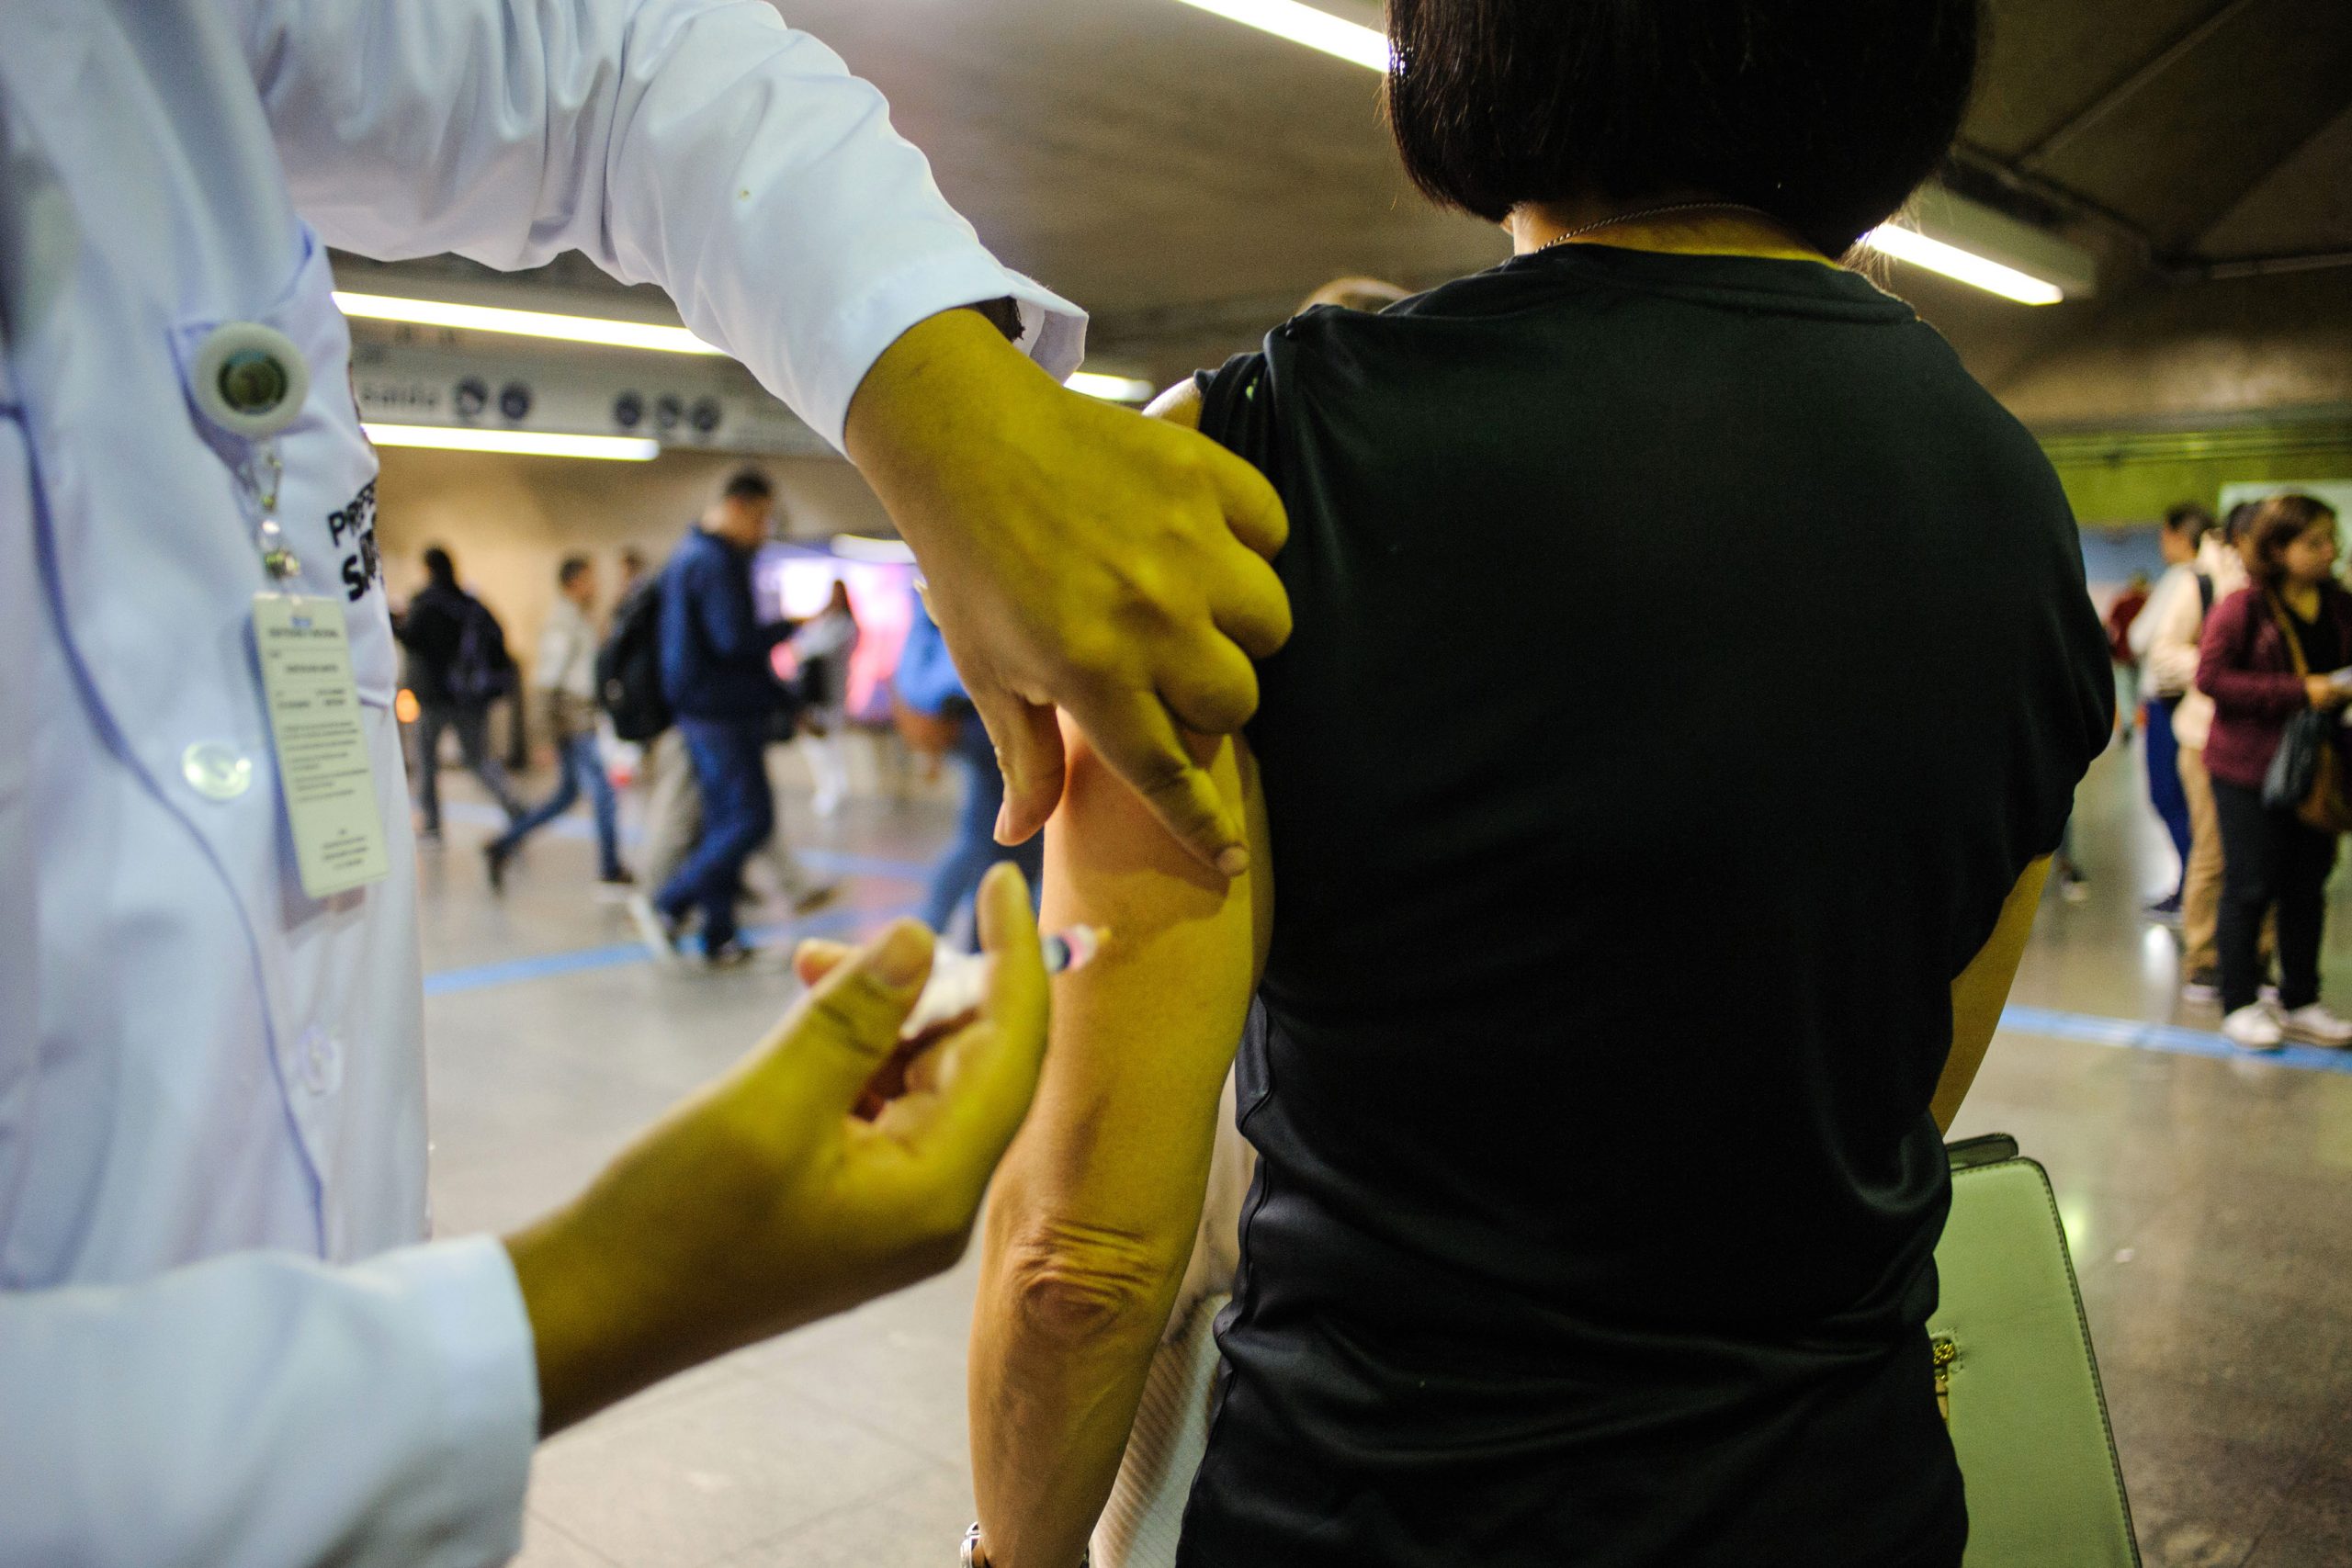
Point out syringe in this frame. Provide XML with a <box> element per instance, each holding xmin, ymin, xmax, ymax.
<box><xmin>899</xmin><ymin>924</ymin><xmax>1108</xmax><ymax>1040</ymax></box>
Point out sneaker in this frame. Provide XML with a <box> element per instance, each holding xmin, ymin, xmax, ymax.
<box><xmin>2144</xmin><ymin>892</ymin><xmax>2183</xmax><ymax>923</ymax></box>
<box><xmin>2278</xmin><ymin>1003</ymin><xmax>2352</xmax><ymax>1048</ymax></box>
<box><xmin>790</xmin><ymin>882</ymin><xmax>843</xmax><ymax>919</ymax></box>
<box><xmin>2221</xmin><ymin>1003</ymin><xmax>2285</xmax><ymax>1051</ymax></box>
<box><xmin>627</xmin><ymin>893</ymin><xmax>683</xmax><ymax>964</ymax></box>
<box><xmin>702</xmin><ymin>936</ymin><xmax>758</xmax><ymax>969</ymax></box>
<box><xmin>599</xmin><ymin>868</ymin><xmax>637</xmax><ymax>887</ymax></box>
<box><xmin>2181</xmin><ymin>970</ymin><xmax>2221</xmax><ymax>1005</ymax></box>
<box><xmin>483</xmin><ymin>841</ymin><xmax>513</xmax><ymax>893</ymax></box>
<box><xmin>2061</xmin><ymin>876</ymin><xmax>2090</xmax><ymax>905</ymax></box>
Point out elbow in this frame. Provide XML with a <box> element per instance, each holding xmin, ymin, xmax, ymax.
<box><xmin>999</xmin><ymin>1219</ymin><xmax>1182</xmax><ymax>1353</ymax></box>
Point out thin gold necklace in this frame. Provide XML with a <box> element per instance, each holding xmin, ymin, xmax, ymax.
<box><xmin>1535</xmin><ymin>201</ymin><xmax>1778</xmax><ymax>251</ymax></box>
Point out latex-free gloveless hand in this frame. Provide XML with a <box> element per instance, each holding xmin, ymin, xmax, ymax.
<box><xmin>504</xmin><ymin>863</ymin><xmax>1049</xmax><ymax>1434</ymax></box>
<box><xmin>845</xmin><ymin>309</ymin><xmax>1290</xmax><ymax>876</ymax></box>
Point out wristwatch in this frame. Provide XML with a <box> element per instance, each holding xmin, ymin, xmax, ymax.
<box><xmin>960</xmin><ymin>1523</ymin><xmax>1090</xmax><ymax>1567</ymax></box>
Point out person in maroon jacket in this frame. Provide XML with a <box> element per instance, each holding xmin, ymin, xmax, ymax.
<box><xmin>2195</xmin><ymin>492</ymin><xmax>2352</xmax><ymax>1050</ymax></box>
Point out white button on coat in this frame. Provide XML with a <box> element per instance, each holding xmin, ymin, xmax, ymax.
<box><xmin>0</xmin><ymin>3</ymin><xmax>1082</xmax><ymax>1564</ymax></box>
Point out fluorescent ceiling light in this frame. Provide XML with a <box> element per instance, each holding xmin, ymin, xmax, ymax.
<box><xmin>334</xmin><ymin>291</ymin><xmax>724</xmax><ymax>355</ymax></box>
<box><xmin>1860</xmin><ymin>225</ymin><xmax>2066</xmax><ymax>306</ymax></box>
<box><xmin>363</xmin><ymin>423</ymin><xmax>661</xmax><ymax>461</ymax></box>
<box><xmin>1168</xmin><ymin>0</ymin><xmax>1390</xmax><ymax>71</ymax></box>
<box><xmin>1067</xmin><ymin>370</ymin><xmax>1158</xmax><ymax>402</ymax></box>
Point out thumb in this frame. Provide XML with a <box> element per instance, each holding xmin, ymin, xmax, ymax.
<box><xmin>766</xmin><ymin>920</ymin><xmax>936</xmax><ymax>1122</ymax></box>
<box><xmin>968</xmin><ymin>682</ymin><xmax>1065</xmax><ymax>845</ymax></box>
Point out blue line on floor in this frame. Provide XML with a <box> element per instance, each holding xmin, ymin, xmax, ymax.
<box><xmin>1998</xmin><ymin>1005</ymin><xmax>2352</xmax><ymax>1076</ymax></box>
<box><xmin>435</xmin><ymin>800</ymin><xmax>932</xmax><ymax>882</ymax></box>
<box><xmin>424</xmin><ymin>903</ymin><xmax>912</xmax><ymax>998</ymax></box>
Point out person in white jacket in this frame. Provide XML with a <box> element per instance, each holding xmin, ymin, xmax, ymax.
<box><xmin>2128</xmin><ymin>503</ymin><xmax>2214</xmax><ymax>918</ymax></box>
<box><xmin>2135</xmin><ymin>503</ymin><xmax>2256</xmax><ymax>998</ymax></box>
<box><xmin>0</xmin><ymin>3</ymin><xmax>1289</xmax><ymax>1563</ymax></box>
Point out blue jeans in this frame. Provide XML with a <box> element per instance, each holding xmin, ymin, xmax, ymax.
<box><xmin>2145</xmin><ymin>695</ymin><xmax>2193</xmax><ymax>886</ymax></box>
<box><xmin>657</xmin><ymin>716</ymin><xmax>774</xmax><ymax>949</ymax></box>
<box><xmin>921</xmin><ymin>714</ymin><xmax>1042</xmax><ymax>943</ymax></box>
<box><xmin>494</xmin><ymin>728</ymin><xmax>621</xmax><ymax>879</ymax></box>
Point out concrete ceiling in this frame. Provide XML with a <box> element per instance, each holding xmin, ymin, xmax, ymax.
<box><xmin>348</xmin><ymin>0</ymin><xmax>2352</xmax><ymax>395</ymax></box>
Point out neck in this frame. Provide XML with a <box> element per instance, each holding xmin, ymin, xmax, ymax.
<box><xmin>1509</xmin><ymin>195</ymin><xmax>1828</xmax><ymax>265</ymax></box>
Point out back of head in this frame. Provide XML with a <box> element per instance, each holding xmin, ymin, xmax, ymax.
<box><xmin>2164</xmin><ymin>501</ymin><xmax>2215</xmax><ymax>546</ymax></box>
<box><xmin>722</xmin><ymin>468</ymin><xmax>775</xmax><ymax>506</ymax></box>
<box><xmin>423</xmin><ymin>546</ymin><xmax>457</xmax><ymax>588</ymax></box>
<box><xmin>1385</xmin><ymin>0</ymin><xmax>1984</xmax><ymax>256</ymax></box>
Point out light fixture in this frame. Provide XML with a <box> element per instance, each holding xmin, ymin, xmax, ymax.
<box><xmin>1066</xmin><ymin>370</ymin><xmax>1159</xmax><ymax>402</ymax></box>
<box><xmin>334</xmin><ymin>291</ymin><xmax>724</xmax><ymax>355</ymax></box>
<box><xmin>363</xmin><ymin>423</ymin><xmax>661</xmax><ymax>460</ymax></box>
<box><xmin>1167</xmin><ymin>0</ymin><xmax>1391</xmax><ymax>71</ymax></box>
<box><xmin>1860</xmin><ymin>225</ymin><xmax>2065</xmax><ymax>306</ymax></box>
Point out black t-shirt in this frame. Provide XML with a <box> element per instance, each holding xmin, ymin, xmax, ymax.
<box><xmin>2285</xmin><ymin>599</ymin><xmax>2343</xmax><ymax>676</ymax></box>
<box><xmin>1178</xmin><ymin>245</ymin><xmax>2112</xmax><ymax>1568</ymax></box>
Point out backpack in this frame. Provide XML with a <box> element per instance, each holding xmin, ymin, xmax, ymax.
<box><xmin>597</xmin><ymin>580</ymin><xmax>672</xmax><ymax>741</ymax></box>
<box><xmin>447</xmin><ymin>595</ymin><xmax>514</xmax><ymax>705</ymax></box>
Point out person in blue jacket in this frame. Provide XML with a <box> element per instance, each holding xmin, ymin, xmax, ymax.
<box><xmin>633</xmin><ymin>468</ymin><xmax>799</xmax><ymax>964</ymax></box>
<box><xmin>898</xmin><ymin>592</ymin><xmax>1044</xmax><ymax>942</ymax></box>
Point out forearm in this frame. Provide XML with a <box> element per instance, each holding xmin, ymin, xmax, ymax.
<box><xmin>1934</xmin><ymin>857</ymin><xmax>2051</xmax><ymax>1131</ymax></box>
<box><xmin>969</xmin><ymin>1211</ymin><xmax>1190</xmax><ymax>1567</ymax></box>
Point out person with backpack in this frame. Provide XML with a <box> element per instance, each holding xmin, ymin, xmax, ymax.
<box><xmin>485</xmin><ymin>554</ymin><xmax>626</xmax><ymax>891</ymax></box>
<box><xmin>396</xmin><ymin>544</ymin><xmax>524</xmax><ymax>839</ymax></box>
<box><xmin>601</xmin><ymin>532</ymin><xmax>837</xmax><ymax>917</ymax></box>
<box><xmin>628</xmin><ymin>470</ymin><xmax>811</xmax><ymax>965</ymax></box>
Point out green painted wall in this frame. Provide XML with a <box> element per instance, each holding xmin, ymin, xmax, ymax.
<box><xmin>2039</xmin><ymin>415</ymin><xmax>2352</xmax><ymax>527</ymax></box>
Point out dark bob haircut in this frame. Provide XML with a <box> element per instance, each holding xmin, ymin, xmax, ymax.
<box><xmin>1385</xmin><ymin>0</ymin><xmax>1984</xmax><ymax>257</ymax></box>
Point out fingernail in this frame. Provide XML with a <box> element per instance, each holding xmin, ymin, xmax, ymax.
<box><xmin>1216</xmin><ymin>845</ymin><xmax>1250</xmax><ymax>877</ymax></box>
<box><xmin>871</xmin><ymin>922</ymin><xmax>931</xmax><ymax>989</ymax></box>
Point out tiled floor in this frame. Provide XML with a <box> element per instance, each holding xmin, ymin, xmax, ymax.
<box><xmin>417</xmin><ymin>737</ymin><xmax>2352</xmax><ymax>1567</ymax></box>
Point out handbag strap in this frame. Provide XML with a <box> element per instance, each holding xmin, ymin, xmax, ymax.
<box><xmin>2264</xmin><ymin>592</ymin><xmax>2312</xmax><ymax>678</ymax></box>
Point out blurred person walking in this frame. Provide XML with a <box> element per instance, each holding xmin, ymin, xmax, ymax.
<box><xmin>2128</xmin><ymin>504</ymin><xmax>2213</xmax><ymax>917</ymax></box>
<box><xmin>485</xmin><ymin>555</ymin><xmax>626</xmax><ymax>891</ymax></box>
<box><xmin>2148</xmin><ymin>503</ymin><xmax>2258</xmax><ymax>997</ymax></box>
<box><xmin>794</xmin><ymin>579</ymin><xmax>862</xmax><ymax>817</ymax></box>
<box><xmin>2197</xmin><ymin>493</ymin><xmax>2352</xmax><ymax>1050</ymax></box>
<box><xmin>896</xmin><ymin>593</ymin><xmax>1040</xmax><ymax>945</ymax></box>
<box><xmin>396</xmin><ymin>545</ymin><xmax>524</xmax><ymax>838</ymax></box>
<box><xmin>630</xmin><ymin>470</ymin><xmax>804</xmax><ymax>965</ymax></box>
<box><xmin>2106</xmin><ymin>570</ymin><xmax>2150</xmax><ymax>743</ymax></box>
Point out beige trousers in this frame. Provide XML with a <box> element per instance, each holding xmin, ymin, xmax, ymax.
<box><xmin>2177</xmin><ymin>742</ymin><xmax>2273</xmax><ymax>975</ymax></box>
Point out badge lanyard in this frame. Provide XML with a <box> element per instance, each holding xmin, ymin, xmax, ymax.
<box><xmin>197</xmin><ymin>320</ymin><xmax>392</xmax><ymax>899</ymax></box>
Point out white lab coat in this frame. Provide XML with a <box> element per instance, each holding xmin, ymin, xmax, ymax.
<box><xmin>0</xmin><ymin>3</ymin><xmax>1081</xmax><ymax>1563</ymax></box>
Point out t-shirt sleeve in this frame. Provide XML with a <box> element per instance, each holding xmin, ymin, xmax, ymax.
<box><xmin>1193</xmin><ymin>351</ymin><xmax>1281</xmax><ymax>490</ymax></box>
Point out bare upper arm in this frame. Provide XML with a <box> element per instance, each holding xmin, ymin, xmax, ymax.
<box><xmin>1934</xmin><ymin>857</ymin><xmax>2049</xmax><ymax>1132</ymax></box>
<box><xmin>989</xmin><ymin>716</ymin><xmax>1269</xmax><ymax>1278</ymax></box>
<box><xmin>983</xmin><ymin>375</ymin><xmax>1266</xmax><ymax>1273</ymax></box>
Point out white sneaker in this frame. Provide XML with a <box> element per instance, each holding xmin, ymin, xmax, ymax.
<box><xmin>2278</xmin><ymin>1003</ymin><xmax>2352</xmax><ymax>1048</ymax></box>
<box><xmin>626</xmin><ymin>893</ymin><xmax>682</xmax><ymax>965</ymax></box>
<box><xmin>2221</xmin><ymin>1004</ymin><xmax>2285</xmax><ymax>1051</ymax></box>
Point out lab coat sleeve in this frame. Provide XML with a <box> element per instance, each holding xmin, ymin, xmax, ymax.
<box><xmin>0</xmin><ymin>1236</ymin><xmax>537</xmax><ymax>1568</ymax></box>
<box><xmin>232</xmin><ymin>0</ymin><xmax>1085</xmax><ymax>449</ymax></box>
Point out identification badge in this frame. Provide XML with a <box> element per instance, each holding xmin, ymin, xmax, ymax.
<box><xmin>253</xmin><ymin>592</ymin><xmax>390</xmax><ymax>897</ymax></box>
